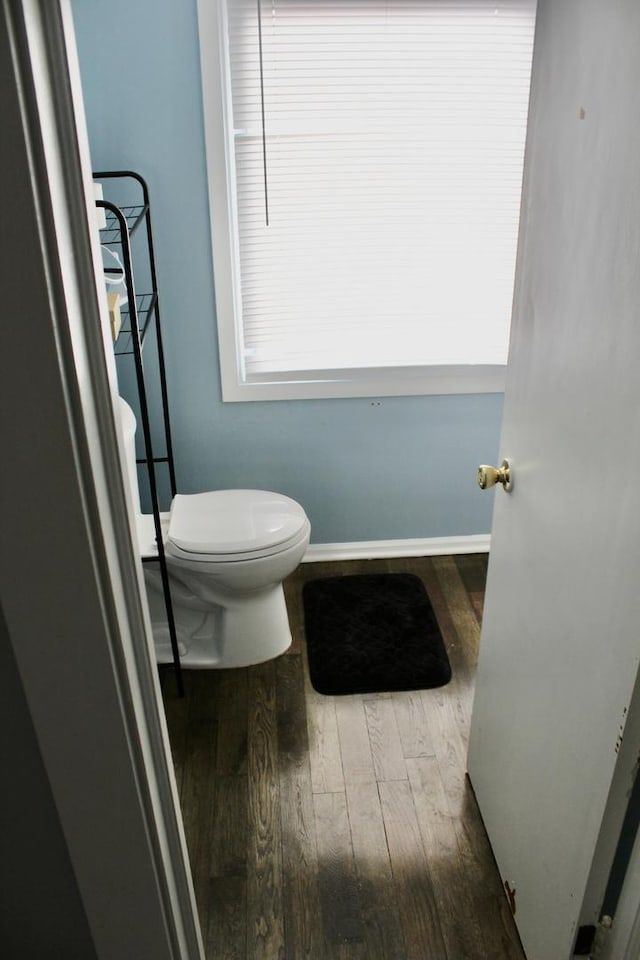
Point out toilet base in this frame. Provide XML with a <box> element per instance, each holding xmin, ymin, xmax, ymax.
<box><xmin>147</xmin><ymin>577</ymin><xmax>293</xmax><ymax>669</ymax></box>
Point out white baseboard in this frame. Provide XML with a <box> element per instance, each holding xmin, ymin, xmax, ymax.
<box><xmin>303</xmin><ymin>534</ymin><xmax>490</xmax><ymax>563</ymax></box>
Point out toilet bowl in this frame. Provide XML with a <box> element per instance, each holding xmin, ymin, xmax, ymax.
<box><xmin>117</xmin><ymin>399</ymin><xmax>311</xmax><ymax>668</ymax></box>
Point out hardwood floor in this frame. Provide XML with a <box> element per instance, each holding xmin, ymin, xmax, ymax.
<box><xmin>160</xmin><ymin>555</ymin><xmax>526</xmax><ymax>960</ymax></box>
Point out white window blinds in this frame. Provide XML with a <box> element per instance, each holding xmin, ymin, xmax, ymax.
<box><xmin>224</xmin><ymin>0</ymin><xmax>536</xmax><ymax>379</ymax></box>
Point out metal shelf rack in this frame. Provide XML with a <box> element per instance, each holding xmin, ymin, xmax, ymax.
<box><xmin>95</xmin><ymin>170</ymin><xmax>183</xmax><ymax>696</ymax></box>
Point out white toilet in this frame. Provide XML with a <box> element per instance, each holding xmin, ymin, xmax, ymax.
<box><xmin>118</xmin><ymin>399</ymin><xmax>311</xmax><ymax>668</ymax></box>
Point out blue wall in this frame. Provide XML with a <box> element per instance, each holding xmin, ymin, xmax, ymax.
<box><xmin>71</xmin><ymin>0</ymin><xmax>503</xmax><ymax>544</ymax></box>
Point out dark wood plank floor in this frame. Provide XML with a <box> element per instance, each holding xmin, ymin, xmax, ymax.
<box><xmin>160</xmin><ymin>555</ymin><xmax>526</xmax><ymax>960</ymax></box>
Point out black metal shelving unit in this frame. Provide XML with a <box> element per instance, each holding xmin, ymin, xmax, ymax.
<box><xmin>95</xmin><ymin>170</ymin><xmax>183</xmax><ymax>696</ymax></box>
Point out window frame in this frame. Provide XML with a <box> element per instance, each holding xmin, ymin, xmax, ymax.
<box><xmin>197</xmin><ymin>0</ymin><xmax>510</xmax><ymax>402</ymax></box>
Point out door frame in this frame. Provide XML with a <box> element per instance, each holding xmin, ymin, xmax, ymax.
<box><xmin>601</xmin><ymin>833</ymin><xmax>640</xmax><ymax>960</ymax></box>
<box><xmin>602</xmin><ymin>828</ymin><xmax>640</xmax><ymax>960</ymax></box>
<box><xmin>1</xmin><ymin>2</ymin><xmax>203</xmax><ymax>956</ymax></box>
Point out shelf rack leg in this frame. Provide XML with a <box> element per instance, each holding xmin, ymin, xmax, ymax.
<box><xmin>137</xmin><ymin>174</ymin><xmax>177</xmax><ymax>498</ymax></box>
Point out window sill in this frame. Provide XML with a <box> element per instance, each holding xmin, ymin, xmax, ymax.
<box><xmin>220</xmin><ymin>364</ymin><xmax>507</xmax><ymax>402</ymax></box>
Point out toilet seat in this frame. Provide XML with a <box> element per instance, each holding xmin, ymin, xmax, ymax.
<box><xmin>167</xmin><ymin>489</ymin><xmax>310</xmax><ymax>562</ymax></box>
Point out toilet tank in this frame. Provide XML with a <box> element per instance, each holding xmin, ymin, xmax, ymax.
<box><xmin>116</xmin><ymin>397</ymin><xmax>142</xmax><ymax>516</ymax></box>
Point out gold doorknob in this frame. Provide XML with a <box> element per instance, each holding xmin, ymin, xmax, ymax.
<box><xmin>477</xmin><ymin>459</ymin><xmax>512</xmax><ymax>492</ymax></box>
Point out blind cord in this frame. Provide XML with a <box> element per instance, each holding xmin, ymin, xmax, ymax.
<box><xmin>257</xmin><ymin>0</ymin><xmax>269</xmax><ymax>226</ymax></box>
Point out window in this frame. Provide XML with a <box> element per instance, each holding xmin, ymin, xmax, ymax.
<box><xmin>198</xmin><ymin>0</ymin><xmax>536</xmax><ymax>401</ymax></box>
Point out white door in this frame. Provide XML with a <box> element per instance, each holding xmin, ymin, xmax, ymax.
<box><xmin>467</xmin><ymin>2</ymin><xmax>640</xmax><ymax>959</ymax></box>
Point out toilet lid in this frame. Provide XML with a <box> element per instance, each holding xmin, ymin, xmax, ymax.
<box><xmin>167</xmin><ymin>489</ymin><xmax>308</xmax><ymax>556</ymax></box>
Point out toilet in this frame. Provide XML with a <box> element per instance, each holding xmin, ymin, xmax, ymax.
<box><xmin>118</xmin><ymin>399</ymin><xmax>311</xmax><ymax>668</ymax></box>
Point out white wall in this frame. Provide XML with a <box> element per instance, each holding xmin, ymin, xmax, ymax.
<box><xmin>0</xmin><ymin>4</ymin><xmax>202</xmax><ymax>957</ymax></box>
<box><xmin>0</xmin><ymin>610</ymin><xmax>97</xmax><ymax>957</ymax></box>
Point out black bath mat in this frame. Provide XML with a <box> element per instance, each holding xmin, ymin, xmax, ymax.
<box><xmin>302</xmin><ymin>574</ymin><xmax>451</xmax><ymax>696</ymax></box>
